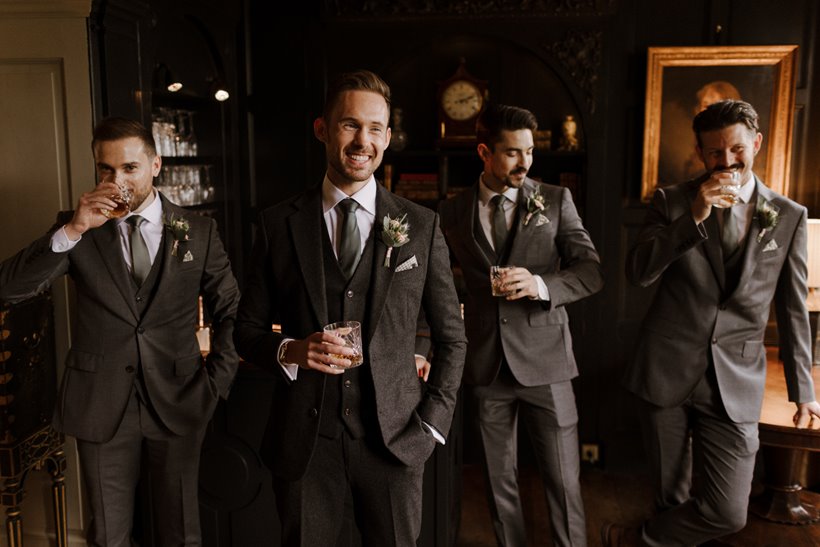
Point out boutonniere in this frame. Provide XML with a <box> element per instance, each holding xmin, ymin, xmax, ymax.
<box><xmin>164</xmin><ymin>214</ymin><xmax>191</xmax><ymax>258</ymax></box>
<box><xmin>755</xmin><ymin>197</ymin><xmax>780</xmax><ymax>243</ymax></box>
<box><xmin>381</xmin><ymin>213</ymin><xmax>410</xmax><ymax>267</ymax></box>
<box><xmin>523</xmin><ymin>187</ymin><xmax>549</xmax><ymax>226</ymax></box>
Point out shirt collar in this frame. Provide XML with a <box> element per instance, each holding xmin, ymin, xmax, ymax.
<box><xmin>478</xmin><ymin>173</ymin><xmax>519</xmax><ymax>207</ymax></box>
<box><xmin>737</xmin><ymin>176</ymin><xmax>756</xmax><ymax>205</ymax></box>
<box><xmin>322</xmin><ymin>175</ymin><xmax>377</xmax><ymax>216</ymax></box>
<box><xmin>119</xmin><ymin>188</ymin><xmax>162</xmax><ymax>226</ymax></box>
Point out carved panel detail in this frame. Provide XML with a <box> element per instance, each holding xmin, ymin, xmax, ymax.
<box><xmin>325</xmin><ymin>0</ymin><xmax>608</xmax><ymax>18</ymax></box>
<box><xmin>544</xmin><ymin>30</ymin><xmax>602</xmax><ymax>114</ymax></box>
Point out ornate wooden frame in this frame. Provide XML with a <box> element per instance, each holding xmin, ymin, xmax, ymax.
<box><xmin>641</xmin><ymin>45</ymin><xmax>798</xmax><ymax>201</ymax></box>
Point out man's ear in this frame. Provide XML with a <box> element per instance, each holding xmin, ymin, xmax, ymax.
<box><xmin>152</xmin><ymin>154</ymin><xmax>162</xmax><ymax>178</ymax></box>
<box><xmin>313</xmin><ymin>117</ymin><xmax>327</xmax><ymax>143</ymax></box>
<box><xmin>477</xmin><ymin>143</ymin><xmax>491</xmax><ymax>163</ymax></box>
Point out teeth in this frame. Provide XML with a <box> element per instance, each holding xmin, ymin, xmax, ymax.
<box><xmin>350</xmin><ymin>154</ymin><xmax>369</xmax><ymax>161</ymax></box>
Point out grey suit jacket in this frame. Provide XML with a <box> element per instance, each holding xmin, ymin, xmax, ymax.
<box><xmin>0</xmin><ymin>194</ymin><xmax>240</xmax><ymax>442</ymax></box>
<box><xmin>625</xmin><ymin>176</ymin><xmax>815</xmax><ymax>422</ymax></box>
<box><xmin>233</xmin><ymin>183</ymin><xmax>466</xmax><ymax>480</ymax></box>
<box><xmin>438</xmin><ymin>178</ymin><xmax>603</xmax><ymax>388</ymax></box>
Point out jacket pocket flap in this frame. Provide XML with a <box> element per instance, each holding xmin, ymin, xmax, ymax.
<box><xmin>66</xmin><ymin>349</ymin><xmax>102</xmax><ymax>373</ymax></box>
<box><xmin>175</xmin><ymin>352</ymin><xmax>203</xmax><ymax>376</ymax></box>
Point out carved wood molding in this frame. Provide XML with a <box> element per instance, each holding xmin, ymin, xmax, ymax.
<box><xmin>0</xmin><ymin>0</ymin><xmax>91</xmax><ymax>17</ymax></box>
<box><xmin>325</xmin><ymin>0</ymin><xmax>612</xmax><ymax>18</ymax></box>
<box><xmin>544</xmin><ymin>29</ymin><xmax>602</xmax><ymax>114</ymax></box>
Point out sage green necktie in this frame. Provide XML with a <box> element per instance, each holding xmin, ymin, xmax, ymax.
<box><xmin>127</xmin><ymin>215</ymin><xmax>151</xmax><ymax>286</ymax></box>
<box><xmin>491</xmin><ymin>194</ymin><xmax>509</xmax><ymax>255</ymax></box>
<box><xmin>721</xmin><ymin>207</ymin><xmax>739</xmax><ymax>260</ymax></box>
<box><xmin>337</xmin><ymin>199</ymin><xmax>361</xmax><ymax>279</ymax></box>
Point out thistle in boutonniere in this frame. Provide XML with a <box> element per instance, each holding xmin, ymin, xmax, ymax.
<box><xmin>381</xmin><ymin>213</ymin><xmax>410</xmax><ymax>267</ymax></box>
<box><xmin>523</xmin><ymin>187</ymin><xmax>549</xmax><ymax>226</ymax></box>
<box><xmin>164</xmin><ymin>214</ymin><xmax>191</xmax><ymax>257</ymax></box>
<box><xmin>755</xmin><ymin>197</ymin><xmax>779</xmax><ymax>243</ymax></box>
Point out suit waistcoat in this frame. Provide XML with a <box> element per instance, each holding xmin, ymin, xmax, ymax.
<box><xmin>318</xmin><ymin>229</ymin><xmax>377</xmax><ymax>440</ymax></box>
<box><xmin>472</xmin><ymin>199</ymin><xmax>520</xmax><ymax>266</ymax></box>
<box><xmin>723</xmin><ymin>234</ymin><xmax>748</xmax><ymax>297</ymax></box>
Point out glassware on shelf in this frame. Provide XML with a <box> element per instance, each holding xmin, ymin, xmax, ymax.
<box><xmin>155</xmin><ymin>164</ymin><xmax>216</xmax><ymax>207</ymax></box>
<box><xmin>151</xmin><ymin>108</ymin><xmax>199</xmax><ymax>157</ymax></box>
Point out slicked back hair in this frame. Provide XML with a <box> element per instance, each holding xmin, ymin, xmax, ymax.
<box><xmin>476</xmin><ymin>103</ymin><xmax>538</xmax><ymax>150</ymax></box>
<box><xmin>323</xmin><ymin>69</ymin><xmax>391</xmax><ymax>120</ymax></box>
<box><xmin>692</xmin><ymin>99</ymin><xmax>760</xmax><ymax>147</ymax></box>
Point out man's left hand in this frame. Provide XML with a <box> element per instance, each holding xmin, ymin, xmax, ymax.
<box><xmin>415</xmin><ymin>355</ymin><xmax>430</xmax><ymax>382</ymax></box>
<box><xmin>793</xmin><ymin>401</ymin><xmax>820</xmax><ymax>429</ymax></box>
<box><xmin>502</xmin><ymin>267</ymin><xmax>539</xmax><ymax>300</ymax></box>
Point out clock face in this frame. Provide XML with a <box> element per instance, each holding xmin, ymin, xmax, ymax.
<box><xmin>441</xmin><ymin>80</ymin><xmax>483</xmax><ymax>121</ymax></box>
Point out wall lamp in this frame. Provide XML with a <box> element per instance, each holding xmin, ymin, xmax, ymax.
<box><xmin>153</xmin><ymin>63</ymin><xmax>183</xmax><ymax>93</ymax></box>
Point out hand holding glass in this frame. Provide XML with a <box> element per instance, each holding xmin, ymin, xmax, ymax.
<box><xmin>713</xmin><ymin>170</ymin><xmax>740</xmax><ymax>208</ymax></box>
<box><xmin>323</xmin><ymin>321</ymin><xmax>363</xmax><ymax>368</ymax></box>
<box><xmin>490</xmin><ymin>265</ymin><xmax>516</xmax><ymax>297</ymax></box>
<box><xmin>99</xmin><ymin>176</ymin><xmax>133</xmax><ymax>219</ymax></box>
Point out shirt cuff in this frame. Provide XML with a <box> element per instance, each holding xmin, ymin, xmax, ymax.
<box><xmin>277</xmin><ymin>338</ymin><xmax>298</xmax><ymax>381</ymax></box>
<box><xmin>50</xmin><ymin>225</ymin><xmax>81</xmax><ymax>253</ymax></box>
<box><xmin>422</xmin><ymin>421</ymin><xmax>446</xmax><ymax>445</ymax></box>
<box><xmin>532</xmin><ymin>275</ymin><xmax>550</xmax><ymax>301</ymax></box>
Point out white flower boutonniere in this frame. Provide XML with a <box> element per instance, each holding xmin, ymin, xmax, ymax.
<box><xmin>523</xmin><ymin>187</ymin><xmax>549</xmax><ymax>226</ymax></box>
<box><xmin>755</xmin><ymin>198</ymin><xmax>780</xmax><ymax>243</ymax></box>
<box><xmin>164</xmin><ymin>214</ymin><xmax>191</xmax><ymax>258</ymax></box>
<box><xmin>381</xmin><ymin>213</ymin><xmax>410</xmax><ymax>267</ymax></box>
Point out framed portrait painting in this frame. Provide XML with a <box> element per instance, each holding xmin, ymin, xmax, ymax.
<box><xmin>640</xmin><ymin>45</ymin><xmax>798</xmax><ymax>201</ymax></box>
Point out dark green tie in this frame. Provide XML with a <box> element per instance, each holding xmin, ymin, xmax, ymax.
<box><xmin>337</xmin><ymin>199</ymin><xmax>361</xmax><ymax>278</ymax></box>
<box><xmin>491</xmin><ymin>194</ymin><xmax>509</xmax><ymax>255</ymax></box>
<box><xmin>721</xmin><ymin>207</ymin><xmax>739</xmax><ymax>260</ymax></box>
<box><xmin>127</xmin><ymin>215</ymin><xmax>151</xmax><ymax>286</ymax></box>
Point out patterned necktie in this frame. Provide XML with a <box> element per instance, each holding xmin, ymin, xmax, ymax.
<box><xmin>491</xmin><ymin>194</ymin><xmax>509</xmax><ymax>255</ymax></box>
<box><xmin>127</xmin><ymin>215</ymin><xmax>151</xmax><ymax>286</ymax></box>
<box><xmin>336</xmin><ymin>199</ymin><xmax>361</xmax><ymax>278</ymax></box>
<box><xmin>721</xmin><ymin>207</ymin><xmax>739</xmax><ymax>260</ymax></box>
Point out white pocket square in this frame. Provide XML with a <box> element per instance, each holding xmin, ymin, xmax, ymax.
<box><xmin>762</xmin><ymin>240</ymin><xmax>778</xmax><ymax>252</ymax></box>
<box><xmin>395</xmin><ymin>255</ymin><xmax>418</xmax><ymax>272</ymax></box>
<box><xmin>183</xmin><ymin>250</ymin><xmax>194</xmax><ymax>262</ymax></box>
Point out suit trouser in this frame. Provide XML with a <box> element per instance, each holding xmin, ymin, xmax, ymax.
<box><xmin>76</xmin><ymin>386</ymin><xmax>206</xmax><ymax>547</ymax></box>
<box><xmin>274</xmin><ymin>431</ymin><xmax>425</xmax><ymax>547</ymax></box>
<box><xmin>640</xmin><ymin>367</ymin><xmax>759</xmax><ymax>547</ymax></box>
<box><xmin>472</xmin><ymin>367</ymin><xmax>586</xmax><ymax>547</ymax></box>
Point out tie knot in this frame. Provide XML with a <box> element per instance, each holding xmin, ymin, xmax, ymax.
<box><xmin>127</xmin><ymin>215</ymin><xmax>145</xmax><ymax>228</ymax></box>
<box><xmin>337</xmin><ymin>199</ymin><xmax>359</xmax><ymax>215</ymax></box>
<box><xmin>491</xmin><ymin>194</ymin><xmax>506</xmax><ymax>209</ymax></box>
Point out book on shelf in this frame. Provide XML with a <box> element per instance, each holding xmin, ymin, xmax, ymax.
<box><xmin>394</xmin><ymin>172</ymin><xmax>440</xmax><ymax>200</ymax></box>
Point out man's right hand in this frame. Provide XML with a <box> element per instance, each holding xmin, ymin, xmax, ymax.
<box><xmin>691</xmin><ymin>171</ymin><xmax>737</xmax><ymax>225</ymax></box>
<box><xmin>64</xmin><ymin>182</ymin><xmax>121</xmax><ymax>240</ymax></box>
<box><xmin>285</xmin><ymin>331</ymin><xmax>356</xmax><ymax>375</ymax></box>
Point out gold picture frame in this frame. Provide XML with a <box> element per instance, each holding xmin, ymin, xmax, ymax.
<box><xmin>641</xmin><ymin>45</ymin><xmax>798</xmax><ymax>201</ymax></box>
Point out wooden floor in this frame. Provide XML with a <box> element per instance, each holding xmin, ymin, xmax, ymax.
<box><xmin>456</xmin><ymin>464</ymin><xmax>820</xmax><ymax>547</ymax></box>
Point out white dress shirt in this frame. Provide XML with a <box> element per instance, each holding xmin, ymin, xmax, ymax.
<box><xmin>478</xmin><ymin>175</ymin><xmax>550</xmax><ymax>301</ymax></box>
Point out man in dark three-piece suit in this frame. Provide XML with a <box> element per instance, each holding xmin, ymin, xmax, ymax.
<box><xmin>233</xmin><ymin>70</ymin><xmax>466</xmax><ymax>546</ymax></box>
<box><xmin>0</xmin><ymin>117</ymin><xmax>239</xmax><ymax>546</ymax></box>
<box><xmin>438</xmin><ymin>104</ymin><xmax>603</xmax><ymax>547</ymax></box>
<box><xmin>604</xmin><ymin>100</ymin><xmax>820</xmax><ymax>546</ymax></box>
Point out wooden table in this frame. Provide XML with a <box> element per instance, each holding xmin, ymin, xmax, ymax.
<box><xmin>749</xmin><ymin>348</ymin><xmax>820</xmax><ymax>524</ymax></box>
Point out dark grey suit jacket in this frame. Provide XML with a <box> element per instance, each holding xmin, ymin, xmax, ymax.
<box><xmin>0</xmin><ymin>194</ymin><xmax>240</xmax><ymax>442</ymax></box>
<box><xmin>234</xmin><ymin>183</ymin><xmax>466</xmax><ymax>480</ymax></box>
<box><xmin>438</xmin><ymin>178</ymin><xmax>603</xmax><ymax>389</ymax></box>
<box><xmin>625</xmin><ymin>176</ymin><xmax>815</xmax><ymax>422</ymax></box>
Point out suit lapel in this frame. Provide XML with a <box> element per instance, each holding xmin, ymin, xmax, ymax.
<box><xmin>459</xmin><ymin>184</ymin><xmax>493</xmax><ymax>268</ymax></box>
<box><xmin>91</xmin><ymin>219</ymin><xmax>138</xmax><ymax>319</ymax></box>
<box><xmin>702</xmin><ymin>211</ymin><xmax>726</xmax><ymax>292</ymax></box>
<box><xmin>289</xmin><ymin>188</ymin><xmax>329</xmax><ymax>328</ymax></box>
<box><xmin>506</xmin><ymin>179</ymin><xmax>537</xmax><ymax>265</ymax></box>
<box><xmin>732</xmin><ymin>179</ymin><xmax>772</xmax><ymax>296</ymax></box>
<box><xmin>367</xmin><ymin>185</ymin><xmax>402</xmax><ymax>342</ymax></box>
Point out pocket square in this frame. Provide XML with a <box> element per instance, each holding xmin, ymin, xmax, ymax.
<box><xmin>762</xmin><ymin>239</ymin><xmax>778</xmax><ymax>252</ymax></box>
<box><xmin>535</xmin><ymin>214</ymin><xmax>549</xmax><ymax>227</ymax></box>
<box><xmin>395</xmin><ymin>255</ymin><xmax>418</xmax><ymax>272</ymax></box>
<box><xmin>183</xmin><ymin>250</ymin><xmax>194</xmax><ymax>262</ymax></box>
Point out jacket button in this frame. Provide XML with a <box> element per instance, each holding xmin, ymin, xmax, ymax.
<box><xmin>712</xmin><ymin>338</ymin><xmax>717</xmax><ymax>344</ymax></box>
<box><xmin>309</xmin><ymin>408</ymin><xmax>318</xmax><ymax>418</ymax></box>
<box><xmin>136</xmin><ymin>296</ymin><xmax>143</xmax><ymax>302</ymax></box>
<box><xmin>719</xmin><ymin>304</ymin><xmax>727</xmax><ymax>310</ymax></box>
<box><xmin>501</xmin><ymin>318</ymin><xmax>508</xmax><ymax>325</ymax></box>
<box><xmin>346</xmin><ymin>290</ymin><xmax>354</xmax><ymax>298</ymax></box>
<box><xmin>137</xmin><ymin>327</ymin><xmax>145</xmax><ymax>334</ymax></box>
<box><xmin>344</xmin><ymin>380</ymin><xmax>352</xmax><ymax>388</ymax></box>
<box><xmin>344</xmin><ymin>408</ymin><xmax>352</xmax><ymax>416</ymax></box>
<box><xmin>125</xmin><ymin>366</ymin><xmax>135</xmax><ymax>373</ymax></box>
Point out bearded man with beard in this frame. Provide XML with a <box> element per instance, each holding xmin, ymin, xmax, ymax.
<box><xmin>438</xmin><ymin>103</ymin><xmax>603</xmax><ymax>547</ymax></box>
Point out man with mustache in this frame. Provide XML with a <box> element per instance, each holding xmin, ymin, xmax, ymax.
<box><xmin>606</xmin><ymin>100</ymin><xmax>820</xmax><ymax>546</ymax></box>
<box><xmin>438</xmin><ymin>104</ymin><xmax>603</xmax><ymax>546</ymax></box>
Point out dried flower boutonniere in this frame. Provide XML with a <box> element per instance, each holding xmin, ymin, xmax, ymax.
<box><xmin>381</xmin><ymin>213</ymin><xmax>410</xmax><ymax>267</ymax></box>
<box><xmin>164</xmin><ymin>214</ymin><xmax>191</xmax><ymax>259</ymax></box>
<box><xmin>755</xmin><ymin>198</ymin><xmax>780</xmax><ymax>243</ymax></box>
<box><xmin>523</xmin><ymin>187</ymin><xmax>549</xmax><ymax>227</ymax></box>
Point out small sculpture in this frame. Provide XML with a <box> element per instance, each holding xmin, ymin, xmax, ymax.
<box><xmin>389</xmin><ymin>108</ymin><xmax>408</xmax><ymax>151</ymax></box>
<box><xmin>558</xmin><ymin>115</ymin><xmax>580</xmax><ymax>151</ymax></box>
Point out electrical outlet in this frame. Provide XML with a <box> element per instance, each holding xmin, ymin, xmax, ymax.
<box><xmin>581</xmin><ymin>443</ymin><xmax>600</xmax><ymax>465</ymax></box>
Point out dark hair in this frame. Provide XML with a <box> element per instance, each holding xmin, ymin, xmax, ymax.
<box><xmin>92</xmin><ymin>117</ymin><xmax>157</xmax><ymax>157</ymax></box>
<box><xmin>323</xmin><ymin>70</ymin><xmax>391</xmax><ymax>119</ymax></box>
<box><xmin>475</xmin><ymin>103</ymin><xmax>538</xmax><ymax>149</ymax></box>
<box><xmin>692</xmin><ymin>99</ymin><xmax>760</xmax><ymax>146</ymax></box>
